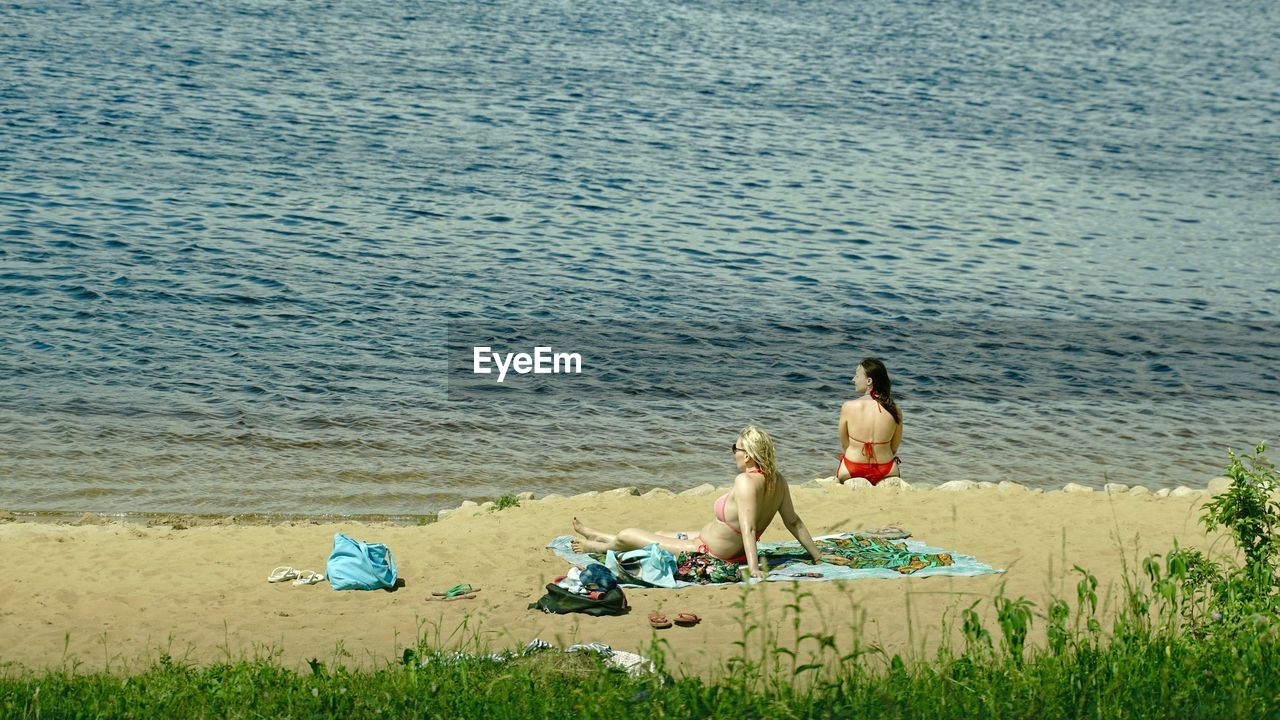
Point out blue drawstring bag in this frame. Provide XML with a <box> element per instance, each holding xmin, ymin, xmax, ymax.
<box><xmin>578</xmin><ymin>563</ymin><xmax>620</xmax><ymax>593</ymax></box>
<box><xmin>326</xmin><ymin>533</ymin><xmax>398</xmax><ymax>590</ymax></box>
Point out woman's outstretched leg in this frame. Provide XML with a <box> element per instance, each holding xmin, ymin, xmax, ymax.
<box><xmin>569</xmin><ymin>524</ymin><xmax>702</xmax><ymax>556</ymax></box>
<box><xmin>572</xmin><ymin>517</ymin><xmax>614</xmax><ymax>543</ymax></box>
<box><xmin>570</xmin><ymin>537</ymin><xmax>611</xmax><ymax>553</ymax></box>
<box><xmin>571</xmin><ymin>517</ymin><xmax>619</xmax><ymax>554</ymax></box>
<box><xmin>616</xmin><ymin>528</ymin><xmax>703</xmax><ymax>556</ymax></box>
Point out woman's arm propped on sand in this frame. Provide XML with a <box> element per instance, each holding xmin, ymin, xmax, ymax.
<box><xmin>733</xmin><ymin>472</ymin><xmax>765</xmax><ymax>579</ymax></box>
<box><xmin>779</xmin><ymin>483</ymin><xmax>822</xmax><ymax>563</ymax></box>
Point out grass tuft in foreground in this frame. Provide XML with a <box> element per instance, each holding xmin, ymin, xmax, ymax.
<box><xmin>3</xmin><ymin>624</ymin><xmax>1278</xmax><ymax>719</ymax></box>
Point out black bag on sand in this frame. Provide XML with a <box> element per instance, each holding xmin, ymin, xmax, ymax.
<box><xmin>529</xmin><ymin>583</ymin><xmax>629</xmax><ymax>616</ymax></box>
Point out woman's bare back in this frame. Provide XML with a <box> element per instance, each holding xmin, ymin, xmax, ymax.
<box><xmin>841</xmin><ymin>397</ymin><xmax>900</xmax><ymax>463</ymax></box>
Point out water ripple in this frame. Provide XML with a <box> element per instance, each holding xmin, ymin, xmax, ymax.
<box><xmin>0</xmin><ymin>0</ymin><xmax>1276</xmax><ymax>514</ymax></box>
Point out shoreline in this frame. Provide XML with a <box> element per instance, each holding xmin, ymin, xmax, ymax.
<box><xmin>0</xmin><ymin>478</ymin><xmax>1244</xmax><ymax>678</ymax></box>
<box><xmin>0</xmin><ymin>474</ymin><xmax>1234</xmax><ymax>527</ymax></box>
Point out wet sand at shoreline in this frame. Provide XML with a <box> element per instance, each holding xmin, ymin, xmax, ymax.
<box><xmin>0</xmin><ymin>481</ymin><xmax>1236</xmax><ymax>678</ymax></box>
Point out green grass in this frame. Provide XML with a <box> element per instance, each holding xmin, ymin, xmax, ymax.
<box><xmin>6</xmin><ymin>562</ymin><xmax>1280</xmax><ymax>720</ymax></box>
<box><xmin>3</xmin><ymin>617</ymin><xmax>1278</xmax><ymax>719</ymax></box>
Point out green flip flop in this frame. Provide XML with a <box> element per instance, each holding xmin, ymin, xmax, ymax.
<box><xmin>429</xmin><ymin>583</ymin><xmax>480</xmax><ymax>600</ymax></box>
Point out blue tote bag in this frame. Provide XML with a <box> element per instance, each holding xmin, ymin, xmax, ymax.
<box><xmin>326</xmin><ymin>533</ymin><xmax>398</xmax><ymax>590</ymax></box>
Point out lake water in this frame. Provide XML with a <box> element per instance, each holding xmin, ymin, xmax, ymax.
<box><xmin>1</xmin><ymin>0</ymin><xmax>1277</xmax><ymax>516</ymax></box>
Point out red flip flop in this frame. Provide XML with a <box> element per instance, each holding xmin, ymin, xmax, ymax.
<box><xmin>674</xmin><ymin>612</ymin><xmax>701</xmax><ymax>627</ymax></box>
<box><xmin>648</xmin><ymin>612</ymin><xmax>672</xmax><ymax>629</ymax></box>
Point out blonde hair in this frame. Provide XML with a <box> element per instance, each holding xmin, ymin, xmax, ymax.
<box><xmin>738</xmin><ymin>425</ymin><xmax>782</xmax><ymax>485</ymax></box>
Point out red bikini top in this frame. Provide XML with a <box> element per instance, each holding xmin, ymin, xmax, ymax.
<box><xmin>850</xmin><ymin>393</ymin><xmax>895</xmax><ymax>459</ymax></box>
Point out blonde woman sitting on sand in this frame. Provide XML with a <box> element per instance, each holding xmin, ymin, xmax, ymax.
<box><xmin>571</xmin><ymin>425</ymin><xmax>823</xmax><ymax>579</ymax></box>
<box><xmin>836</xmin><ymin>357</ymin><xmax>903</xmax><ymax>485</ymax></box>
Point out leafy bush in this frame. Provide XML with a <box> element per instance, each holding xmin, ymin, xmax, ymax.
<box><xmin>494</xmin><ymin>494</ymin><xmax>521</xmax><ymax>510</ymax></box>
<box><xmin>1164</xmin><ymin>440</ymin><xmax>1280</xmax><ymax>635</ymax></box>
<box><xmin>1201</xmin><ymin>441</ymin><xmax>1279</xmax><ymax>576</ymax></box>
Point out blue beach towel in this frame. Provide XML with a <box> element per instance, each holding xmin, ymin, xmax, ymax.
<box><xmin>547</xmin><ymin>531</ymin><xmax>1003</xmax><ymax>587</ymax></box>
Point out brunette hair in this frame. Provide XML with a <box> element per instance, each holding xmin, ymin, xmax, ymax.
<box><xmin>860</xmin><ymin>357</ymin><xmax>901</xmax><ymax>423</ymax></box>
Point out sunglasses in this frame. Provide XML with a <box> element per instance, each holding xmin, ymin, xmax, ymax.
<box><xmin>731</xmin><ymin>444</ymin><xmax>744</xmax><ymax>454</ymax></box>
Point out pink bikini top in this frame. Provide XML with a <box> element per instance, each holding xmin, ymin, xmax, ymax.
<box><xmin>713</xmin><ymin>467</ymin><xmax>764</xmax><ymax>538</ymax></box>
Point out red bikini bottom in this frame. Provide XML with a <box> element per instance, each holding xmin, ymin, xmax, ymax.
<box><xmin>837</xmin><ymin>454</ymin><xmax>899</xmax><ymax>485</ymax></box>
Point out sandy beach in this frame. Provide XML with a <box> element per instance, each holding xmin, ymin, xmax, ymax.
<box><xmin>0</xmin><ymin>480</ymin><xmax>1236</xmax><ymax>678</ymax></box>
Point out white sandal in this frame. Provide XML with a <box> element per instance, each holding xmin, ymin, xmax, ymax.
<box><xmin>292</xmin><ymin>570</ymin><xmax>325</xmax><ymax>586</ymax></box>
<box><xmin>267</xmin><ymin>566</ymin><xmax>300</xmax><ymax>583</ymax></box>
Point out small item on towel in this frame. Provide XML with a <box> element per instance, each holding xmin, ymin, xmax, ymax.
<box><xmin>788</xmin><ymin>572</ymin><xmax>823</xmax><ymax>578</ymax></box>
<box><xmin>859</xmin><ymin>526</ymin><xmax>911</xmax><ymax>540</ymax></box>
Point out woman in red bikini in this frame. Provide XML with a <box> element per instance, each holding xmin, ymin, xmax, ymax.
<box><xmin>571</xmin><ymin>425</ymin><xmax>823</xmax><ymax>579</ymax></box>
<box><xmin>836</xmin><ymin>358</ymin><xmax>902</xmax><ymax>485</ymax></box>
